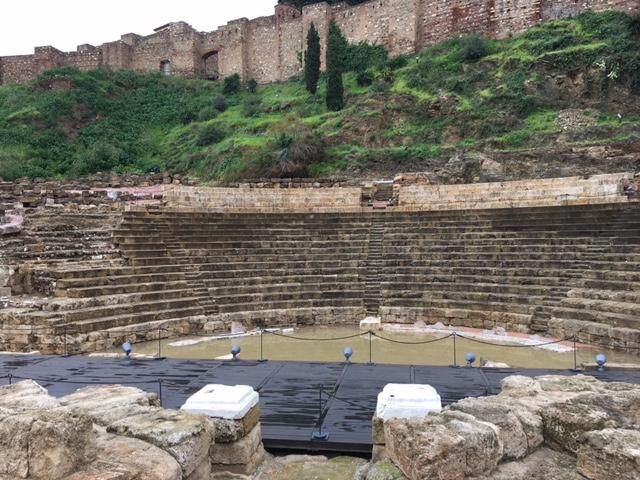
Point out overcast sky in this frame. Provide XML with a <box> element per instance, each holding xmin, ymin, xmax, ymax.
<box><xmin>0</xmin><ymin>1</ymin><xmax>275</xmax><ymax>56</ymax></box>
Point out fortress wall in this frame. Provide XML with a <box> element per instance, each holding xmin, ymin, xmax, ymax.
<box><xmin>0</xmin><ymin>55</ymin><xmax>38</xmax><ymax>84</ymax></box>
<box><xmin>62</xmin><ymin>47</ymin><xmax>102</xmax><ymax>71</ymax></box>
<box><xmin>1</xmin><ymin>0</ymin><xmax>639</xmax><ymax>85</ymax></box>
<box><xmin>420</xmin><ymin>0</ymin><xmax>498</xmax><ymax>46</ymax></box>
<box><xmin>128</xmin><ymin>23</ymin><xmax>201</xmax><ymax>77</ymax></box>
<box><xmin>277</xmin><ymin>8</ymin><xmax>304</xmax><ymax>81</ymax></box>
<box><xmin>100</xmin><ymin>41</ymin><xmax>133</xmax><ymax>70</ymax></box>
<box><xmin>217</xmin><ymin>20</ymin><xmax>249</xmax><ymax>80</ymax></box>
<box><xmin>541</xmin><ymin>0</ymin><xmax>640</xmax><ymax>19</ymax></box>
<box><xmin>332</xmin><ymin>0</ymin><xmax>419</xmax><ymax>56</ymax></box>
<box><xmin>492</xmin><ymin>0</ymin><xmax>543</xmax><ymax>38</ymax></box>
<box><xmin>302</xmin><ymin>3</ymin><xmax>332</xmax><ymax>70</ymax></box>
<box><xmin>247</xmin><ymin>16</ymin><xmax>281</xmax><ymax>83</ymax></box>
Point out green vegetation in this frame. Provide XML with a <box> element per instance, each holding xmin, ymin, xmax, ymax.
<box><xmin>304</xmin><ymin>22</ymin><xmax>321</xmax><ymax>95</ymax></box>
<box><xmin>0</xmin><ymin>11</ymin><xmax>639</xmax><ymax>182</ymax></box>
<box><xmin>326</xmin><ymin>21</ymin><xmax>347</xmax><ymax>111</ymax></box>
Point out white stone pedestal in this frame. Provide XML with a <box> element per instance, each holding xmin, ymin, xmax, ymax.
<box><xmin>360</xmin><ymin>316</ymin><xmax>382</xmax><ymax>331</ymax></box>
<box><xmin>372</xmin><ymin>384</ymin><xmax>442</xmax><ymax>461</ymax></box>
<box><xmin>181</xmin><ymin>385</ymin><xmax>264</xmax><ymax>478</ymax></box>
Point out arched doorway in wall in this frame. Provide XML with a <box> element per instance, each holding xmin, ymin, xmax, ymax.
<box><xmin>202</xmin><ymin>51</ymin><xmax>219</xmax><ymax>80</ymax></box>
<box><xmin>160</xmin><ymin>60</ymin><xmax>172</xmax><ymax>76</ymax></box>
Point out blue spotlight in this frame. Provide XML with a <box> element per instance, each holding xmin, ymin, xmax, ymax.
<box><xmin>596</xmin><ymin>353</ymin><xmax>607</xmax><ymax>372</ymax></box>
<box><xmin>122</xmin><ymin>341</ymin><xmax>132</xmax><ymax>358</ymax></box>
<box><xmin>231</xmin><ymin>345</ymin><xmax>241</xmax><ymax>361</ymax></box>
<box><xmin>465</xmin><ymin>352</ymin><xmax>476</xmax><ymax>368</ymax></box>
<box><xmin>343</xmin><ymin>347</ymin><xmax>353</xmax><ymax>362</ymax></box>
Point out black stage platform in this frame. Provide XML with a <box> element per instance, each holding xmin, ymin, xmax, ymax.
<box><xmin>2</xmin><ymin>355</ymin><xmax>640</xmax><ymax>453</ymax></box>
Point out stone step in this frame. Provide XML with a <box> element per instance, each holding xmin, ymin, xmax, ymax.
<box><xmin>206</xmin><ymin>274</ymin><xmax>361</xmax><ymax>288</ymax></box>
<box><xmin>210</xmin><ymin>281</ymin><xmax>363</xmax><ymax>296</ymax></box>
<box><xmin>381</xmin><ymin>281</ymin><xmax>569</xmax><ymax>296</ymax></box>
<box><xmin>559</xmin><ymin>297</ymin><xmax>640</xmax><ymax>317</ymax></box>
<box><xmin>59</xmin><ymin>296</ymin><xmax>209</xmax><ymax>323</ymax></box>
<box><xmin>57</xmin><ymin>271</ymin><xmax>187</xmax><ymax>289</ymax></box>
<box><xmin>216</xmin><ymin>289</ymin><xmax>364</xmax><ymax>306</ymax></box>
<box><xmin>58</xmin><ymin>306</ymin><xmax>207</xmax><ymax>334</ymax></box>
<box><xmin>543</xmin><ymin>306</ymin><xmax>640</xmax><ymax>330</ymax></box>
<box><xmin>218</xmin><ymin>297</ymin><xmax>362</xmax><ymax>313</ymax></box>
<box><xmin>64</xmin><ymin>280</ymin><xmax>191</xmax><ymax>298</ymax></box>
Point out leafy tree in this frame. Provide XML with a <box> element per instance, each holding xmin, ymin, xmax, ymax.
<box><xmin>223</xmin><ymin>74</ymin><xmax>241</xmax><ymax>95</ymax></box>
<box><xmin>326</xmin><ymin>21</ymin><xmax>347</xmax><ymax>111</ymax></box>
<box><xmin>304</xmin><ymin>23</ymin><xmax>321</xmax><ymax>94</ymax></box>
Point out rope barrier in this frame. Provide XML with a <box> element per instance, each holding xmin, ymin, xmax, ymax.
<box><xmin>263</xmin><ymin>330</ymin><xmax>368</xmax><ymax>342</ymax></box>
<box><xmin>454</xmin><ymin>332</ymin><xmax>574</xmax><ymax>348</ymax></box>
<box><xmin>371</xmin><ymin>331</ymin><xmax>453</xmax><ymax>345</ymax></box>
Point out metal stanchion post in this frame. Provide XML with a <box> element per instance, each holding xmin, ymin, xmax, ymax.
<box><xmin>450</xmin><ymin>333</ymin><xmax>459</xmax><ymax>368</ymax></box>
<box><xmin>368</xmin><ymin>330</ymin><xmax>373</xmax><ymax>365</ymax></box>
<box><xmin>8</xmin><ymin>373</ymin><xmax>12</xmax><ymax>385</ymax></box>
<box><xmin>158</xmin><ymin>379</ymin><xmax>163</xmax><ymax>407</ymax></box>
<box><xmin>570</xmin><ymin>335</ymin><xmax>581</xmax><ymax>372</ymax></box>
<box><xmin>311</xmin><ymin>385</ymin><xmax>329</xmax><ymax>440</ymax></box>
<box><xmin>258</xmin><ymin>329</ymin><xmax>266</xmax><ymax>363</ymax></box>
<box><xmin>155</xmin><ymin>328</ymin><xmax>165</xmax><ymax>361</ymax></box>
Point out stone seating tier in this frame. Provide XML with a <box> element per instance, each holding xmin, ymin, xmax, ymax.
<box><xmin>2</xmin><ymin>201</ymin><xmax>640</xmax><ymax>353</ymax></box>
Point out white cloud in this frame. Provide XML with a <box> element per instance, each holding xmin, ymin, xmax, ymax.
<box><xmin>0</xmin><ymin>0</ymin><xmax>275</xmax><ymax>56</ymax></box>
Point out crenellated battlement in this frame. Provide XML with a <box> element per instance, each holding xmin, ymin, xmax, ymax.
<box><xmin>1</xmin><ymin>0</ymin><xmax>638</xmax><ymax>85</ymax></box>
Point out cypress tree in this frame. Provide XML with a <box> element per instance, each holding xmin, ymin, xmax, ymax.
<box><xmin>326</xmin><ymin>21</ymin><xmax>347</xmax><ymax>111</ymax></box>
<box><xmin>304</xmin><ymin>23</ymin><xmax>321</xmax><ymax>94</ymax></box>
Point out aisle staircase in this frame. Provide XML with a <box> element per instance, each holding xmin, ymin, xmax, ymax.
<box><xmin>364</xmin><ymin>220</ymin><xmax>385</xmax><ymax>314</ymax></box>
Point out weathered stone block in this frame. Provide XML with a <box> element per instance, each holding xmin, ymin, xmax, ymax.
<box><xmin>383</xmin><ymin>410</ymin><xmax>502</xmax><ymax>480</ymax></box>
<box><xmin>107</xmin><ymin>409</ymin><xmax>214</xmax><ymax>478</ymax></box>
<box><xmin>211</xmin><ymin>423</ymin><xmax>262</xmax><ymax>466</ymax></box>
<box><xmin>577</xmin><ymin>429</ymin><xmax>640</xmax><ymax>480</ymax></box>
<box><xmin>0</xmin><ymin>409</ymin><xmax>95</xmax><ymax>480</ymax></box>
<box><xmin>214</xmin><ymin>404</ymin><xmax>261</xmax><ymax>443</ymax></box>
<box><xmin>66</xmin><ymin>429</ymin><xmax>182</xmax><ymax>480</ymax></box>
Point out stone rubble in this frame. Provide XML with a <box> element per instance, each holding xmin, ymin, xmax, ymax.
<box><xmin>0</xmin><ymin>380</ymin><xmax>261</xmax><ymax>480</ymax></box>
<box><xmin>379</xmin><ymin>374</ymin><xmax>640</xmax><ymax>480</ymax></box>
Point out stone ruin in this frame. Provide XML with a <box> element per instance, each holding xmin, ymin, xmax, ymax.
<box><xmin>1</xmin><ymin>0</ymin><xmax>638</xmax><ymax>86</ymax></box>
<box><xmin>0</xmin><ymin>379</ymin><xmax>264</xmax><ymax>480</ymax></box>
<box><xmin>0</xmin><ymin>172</ymin><xmax>639</xmax><ymax>356</ymax></box>
<box><xmin>1</xmin><ymin>373</ymin><xmax>639</xmax><ymax>479</ymax></box>
<box><xmin>373</xmin><ymin>374</ymin><xmax>640</xmax><ymax>480</ymax></box>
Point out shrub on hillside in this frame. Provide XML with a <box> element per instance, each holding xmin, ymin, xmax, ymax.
<box><xmin>70</xmin><ymin>142</ymin><xmax>128</xmax><ymax>176</ymax></box>
<box><xmin>356</xmin><ymin>70</ymin><xmax>375</xmax><ymax>87</ymax></box>
<box><xmin>247</xmin><ymin>78</ymin><xmax>258</xmax><ymax>93</ymax></box>
<box><xmin>459</xmin><ymin>35</ymin><xmax>488</xmax><ymax>63</ymax></box>
<box><xmin>213</xmin><ymin>95</ymin><xmax>228</xmax><ymax>113</ymax></box>
<box><xmin>223</xmin><ymin>74</ymin><xmax>242</xmax><ymax>95</ymax></box>
<box><xmin>265</xmin><ymin>131</ymin><xmax>325</xmax><ymax>177</ymax></box>
<box><xmin>197</xmin><ymin>106</ymin><xmax>218</xmax><ymax>122</ymax></box>
<box><xmin>243</xmin><ymin>97</ymin><xmax>262</xmax><ymax>117</ymax></box>
<box><xmin>345</xmin><ymin>41</ymin><xmax>388</xmax><ymax>73</ymax></box>
<box><xmin>387</xmin><ymin>55</ymin><xmax>409</xmax><ymax>70</ymax></box>
<box><xmin>196</xmin><ymin>125</ymin><xmax>226</xmax><ymax>146</ymax></box>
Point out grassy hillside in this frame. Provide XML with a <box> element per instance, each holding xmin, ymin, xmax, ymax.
<box><xmin>0</xmin><ymin>11</ymin><xmax>639</xmax><ymax>182</ymax></box>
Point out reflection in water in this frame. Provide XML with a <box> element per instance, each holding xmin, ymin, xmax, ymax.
<box><xmin>121</xmin><ymin>326</ymin><xmax>640</xmax><ymax>369</ymax></box>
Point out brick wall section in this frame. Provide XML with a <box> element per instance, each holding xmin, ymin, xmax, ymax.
<box><xmin>162</xmin><ymin>185</ymin><xmax>363</xmax><ymax>212</ymax></box>
<box><xmin>160</xmin><ymin>173</ymin><xmax>631</xmax><ymax>213</ymax></box>
<box><xmin>398</xmin><ymin>173</ymin><xmax>632</xmax><ymax>210</ymax></box>
<box><xmin>1</xmin><ymin>0</ymin><xmax>637</xmax><ymax>85</ymax></box>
